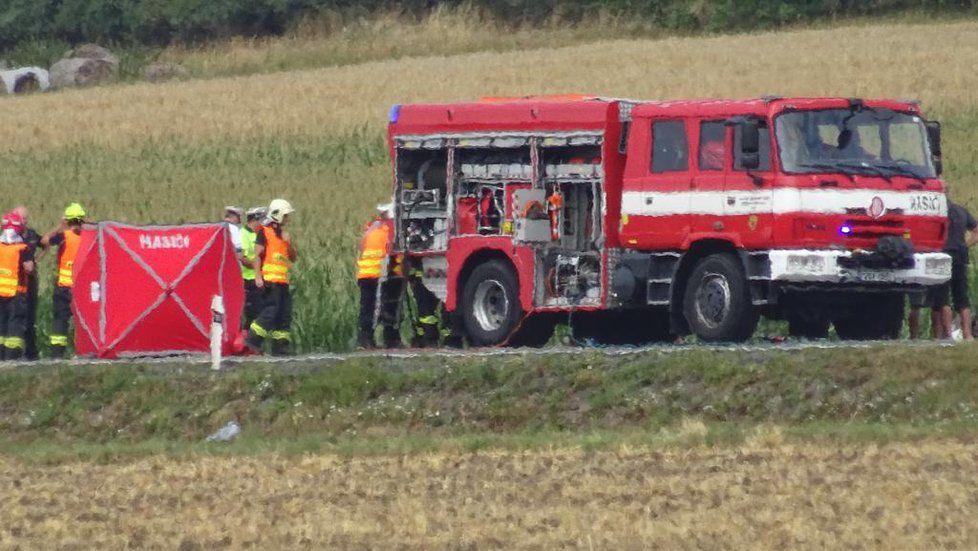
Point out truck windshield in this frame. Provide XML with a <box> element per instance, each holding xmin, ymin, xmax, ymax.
<box><xmin>775</xmin><ymin>108</ymin><xmax>935</xmax><ymax>179</ymax></box>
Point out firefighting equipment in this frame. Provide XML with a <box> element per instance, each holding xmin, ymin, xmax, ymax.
<box><xmin>224</xmin><ymin>206</ymin><xmax>244</xmax><ymax>219</ymax></box>
<box><xmin>377</xmin><ymin>202</ymin><xmax>395</xmax><ymax>217</ymax></box>
<box><xmin>260</xmin><ymin>226</ymin><xmax>291</xmax><ymax>285</ymax></box>
<box><xmin>547</xmin><ymin>191</ymin><xmax>564</xmax><ymax>241</ymax></box>
<box><xmin>267</xmin><ymin>199</ymin><xmax>295</xmax><ymax>224</ymax></box>
<box><xmin>357</xmin><ymin>219</ymin><xmax>402</xmax><ymax>280</ymax></box>
<box><xmin>0</xmin><ymin>242</ymin><xmax>26</xmax><ymax>298</ymax></box>
<box><xmin>241</xmin><ymin>226</ymin><xmax>258</xmax><ymax>281</ymax></box>
<box><xmin>63</xmin><ymin>203</ymin><xmax>86</xmax><ymax>221</ymax></box>
<box><xmin>56</xmin><ymin>229</ymin><xmax>81</xmax><ymax>288</ymax></box>
<box><xmin>246</xmin><ymin>206</ymin><xmax>267</xmax><ymax>221</ymax></box>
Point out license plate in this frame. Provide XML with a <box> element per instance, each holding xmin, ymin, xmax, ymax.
<box><xmin>852</xmin><ymin>270</ymin><xmax>896</xmax><ymax>283</ymax></box>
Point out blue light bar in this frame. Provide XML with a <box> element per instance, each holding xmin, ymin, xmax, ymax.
<box><xmin>389</xmin><ymin>104</ymin><xmax>401</xmax><ymax>123</ymax></box>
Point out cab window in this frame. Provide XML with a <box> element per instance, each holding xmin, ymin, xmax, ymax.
<box><xmin>651</xmin><ymin>120</ymin><xmax>689</xmax><ymax>173</ymax></box>
<box><xmin>698</xmin><ymin>121</ymin><xmax>726</xmax><ymax>171</ymax></box>
<box><xmin>733</xmin><ymin>123</ymin><xmax>771</xmax><ymax>171</ymax></box>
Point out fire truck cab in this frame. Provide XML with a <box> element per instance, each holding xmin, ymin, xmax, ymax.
<box><xmin>387</xmin><ymin>96</ymin><xmax>951</xmax><ymax>345</ymax></box>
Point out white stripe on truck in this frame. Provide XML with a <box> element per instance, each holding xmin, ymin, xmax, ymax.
<box><xmin>621</xmin><ymin>189</ymin><xmax>946</xmax><ymax>217</ymax></box>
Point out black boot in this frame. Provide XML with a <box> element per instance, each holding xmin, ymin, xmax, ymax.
<box><xmin>382</xmin><ymin>327</ymin><xmax>401</xmax><ymax>349</ymax></box>
<box><xmin>244</xmin><ymin>331</ymin><xmax>264</xmax><ymax>354</ymax></box>
<box><xmin>270</xmin><ymin>339</ymin><xmax>291</xmax><ymax>357</ymax></box>
<box><xmin>49</xmin><ymin>345</ymin><xmax>66</xmax><ymax>359</ymax></box>
<box><xmin>5</xmin><ymin>347</ymin><xmax>23</xmax><ymax>361</ymax></box>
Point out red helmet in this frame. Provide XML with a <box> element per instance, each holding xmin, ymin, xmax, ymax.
<box><xmin>2</xmin><ymin>212</ymin><xmax>25</xmax><ymax>233</ymax></box>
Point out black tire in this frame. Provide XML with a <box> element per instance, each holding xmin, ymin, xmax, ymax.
<box><xmin>508</xmin><ymin>313</ymin><xmax>558</xmax><ymax>348</ymax></box>
<box><xmin>571</xmin><ymin>308</ymin><xmax>671</xmax><ymax>345</ymax></box>
<box><xmin>787</xmin><ymin>312</ymin><xmax>830</xmax><ymax>340</ymax></box>
<box><xmin>682</xmin><ymin>253</ymin><xmax>758</xmax><ymax>342</ymax></box>
<box><xmin>460</xmin><ymin>260</ymin><xmax>522</xmax><ymax>346</ymax></box>
<box><xmin>833</xmin><ymin>294</ymin><xmax>904</xmax><ymax>340</ymax></box>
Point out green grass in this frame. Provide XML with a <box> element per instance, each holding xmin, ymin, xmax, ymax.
<box><xmin>2</xmin><ymin>343</ymin><xmax>978</xmax><ymax>460</ymax></box>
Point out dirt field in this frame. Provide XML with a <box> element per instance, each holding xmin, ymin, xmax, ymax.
<box><xmin>2</xmin><ymin>439</ymin><xmax>977</xmax><ymax>549</ymax></box>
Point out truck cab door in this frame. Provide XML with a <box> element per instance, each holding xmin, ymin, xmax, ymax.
<box><xmin>725</xmin><ymin>120</ymin><xmax>775</xmax><ymax>248</ymax></box>
<box><xmin>620</xmin><ymin>117</ymin><xmax>693</xmax><ymax>249</ymax></box>
<box><xmin>691</xmin><ymin>120</ymin><xmax>728</xmax><ymax>235</ymax></box>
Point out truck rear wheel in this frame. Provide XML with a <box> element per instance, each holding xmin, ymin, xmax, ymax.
<box><xmin>682</xmin><ymin>253</ymin><xmax>758</xmax><ymax>342</ymax></box>
<box><xmin>833</xmin><ymin>294</ymin><xmax>904</xmax><ymax>340</ymax></box>
<box><xmin>461</xmin><ymin>260</ymin><xmax>522</xmax><ymax>346</ymax></box>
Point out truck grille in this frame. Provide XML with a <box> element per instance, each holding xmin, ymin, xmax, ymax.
<box><xmin>843</xmin><ymin>218</ymin><xmax>906</xmax><ymax>239</ymax></box>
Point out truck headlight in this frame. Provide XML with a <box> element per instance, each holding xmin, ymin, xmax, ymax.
<box><xmin>925</xmin><ymin>256</ymin><xmax>952</xmax><ymax>277</ymax></box>
<box><xmin>787</xmin><ymin>254</ymin><xmax>826</xmax><ymax>274</ymax></box>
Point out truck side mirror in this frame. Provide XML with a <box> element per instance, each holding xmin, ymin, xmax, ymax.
<box><xmin>926</xmin><ymin>121</ymin><xmax>942</xmax><ymax>176</ymax></box>
<box><xmin>739</xmin><ymin>119</ymin><xmax>760</xmax><ymax>170</ymax></box>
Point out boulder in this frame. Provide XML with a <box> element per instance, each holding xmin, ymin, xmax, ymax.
<box><xmin>64</xmin><ymin>44</ymin><xmax>120</xmax><ymax>66</ymax></box>
<box><xmin>49</xmin><ymin>57</ymin><xmax>117</xmax><ymax>89</ymax></box>
<box><xmin>49</xmin><ymin>44</ymin><xmax>119</xmax><ymax>89</ymax></box>
<box><xmin>143</xmin><ymin>61</ymin><xmax>188</xmax><ymax>83</ymax></box>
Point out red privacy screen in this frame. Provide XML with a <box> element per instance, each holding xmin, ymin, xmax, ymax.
<box><xmin>72</xmin><ymin>222</ymin><xmax>243</xmax><ymax>359</ymax></box>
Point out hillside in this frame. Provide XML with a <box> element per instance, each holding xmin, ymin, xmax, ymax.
<box><xmin>1</xmin><ymin>19</ymin><xmax>977</xmax><ymax>351</ymax></box>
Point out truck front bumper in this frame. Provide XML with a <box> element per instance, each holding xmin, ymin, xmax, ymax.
<box><xmin>768</xmin><ymin>250</ymin><xmax>952</xmax><ymax>286</ymax></box>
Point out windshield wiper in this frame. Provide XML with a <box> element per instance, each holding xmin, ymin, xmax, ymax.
<box><xmin>832</xmin><ymin>161</ymin><xmax>893</xmax><ymax>183</ymax></box>
<box><xmin>796</xmin><ymin>162</ymin><xmax>855</xmax><ymax>182</ymax></box>
<box><xmin>876</xmin><ymin>162</ymin><xmax>928</xmax><ymax>187</ymax></box>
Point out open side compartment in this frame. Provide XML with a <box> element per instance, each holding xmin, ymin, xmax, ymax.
<box><xmin>395</xmin><ymin>142</ymin><xmax>450</xmax><ymax>252</ymax></box>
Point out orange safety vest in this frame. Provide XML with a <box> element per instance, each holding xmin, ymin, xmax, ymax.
<box><xmin>261</xmin><ymin>225</ymin><xmax>292</xmax><ymax>285</ymax></box>
<box><xmin>0</xmin><ymin>243</ymin><xmax>26</xmax><ymax>298</ymax></box>
<box><xmin>356</xmin><ymin>219</ymin><xmax>402</xmax><ymax>280</ymax></box>
<box><xmin>57</xmin><ymin>229</ymin><xmax>82</xmax><ymax>288</ymax></box>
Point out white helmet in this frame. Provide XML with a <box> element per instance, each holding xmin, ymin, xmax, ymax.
<box><xmin>267</xmin><ymin>199</ymin><xmax>295</xmax><ymax>224</ymax></box>
<box><xmin>376</xmin><ymin>202</ymin><xmax>395</xmax><ymax>218</ymax></box>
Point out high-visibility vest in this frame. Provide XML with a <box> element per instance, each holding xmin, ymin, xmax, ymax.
<box><xmin>57</xmin><ymin>229</ymin><xmax>81</xmax><ymax>288</ymax></box>
<box><xmin>241</xmin><ymin>226</ymin><xmax>258</xmax><ymax>281</ymax></box>
<box><xmin>357</xmin><ymin>219</ymin><xmax>402</xmax><ymax>280</ymax></box>
<box><xmin>0</xmin><ymin>243</ymin><xmax>26</xmax><ymax>298</ymax></box>
<box><xmin>261</xmin><ymin>225</ymin><xmax>291</xmax><ymax>285</ymax></box>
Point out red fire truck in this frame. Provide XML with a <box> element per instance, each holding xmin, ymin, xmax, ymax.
<box><xmin>387</xmin><ymin>96</ymin><xmax>951</xmax><ymax>345</ymax></box>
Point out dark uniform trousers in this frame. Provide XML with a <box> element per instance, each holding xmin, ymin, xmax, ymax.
<box><xmin>247</xmin><ymin>283</ymin><xmax>293</xmax><ymax>356</ymax></box>
<box><xmin>49</xmin><ymin>286</ymin><xmax>73</xmax><ymax>358</ymax></box>
<box><xmin>24</xmin><ymin>273</ymin><xmax>38</xmax><ymax>360</ymax></box>
<box><xmin>0</xmin><ymin>294</ymin><xmax>28</xmax><ymax>361</ymax></box>
<box><xmin>357</xmin><ymin>278</ymin><xmax>403</xmax><ymax>348</ymax></box>
<box><xmin>243</xmin><ymin>279</ymin><xmax>262</xmax><ymax>329</ymax></box>
<box><xmin>409</xmin><ymin>274</ymin><xmax>441</xmax><ymax>347</ymax></box>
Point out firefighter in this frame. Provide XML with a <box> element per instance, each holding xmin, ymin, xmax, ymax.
<box><xmin>0</xmin><ymin>212</ymin><xmax>34</xmax><ymax>361</ymax></box>
<box><xmin>245</xmin><ymin>199</ymin><xmax>297</xmax><ymax>356</ymax></box>
<box><xmin>12</xmin><ymin>206</ymin><xmax>41</xmax><ymax>360</ymax></box>
<box><xmin>40</xmin><ymin>203</ymin><xmax>86</xmax><ymax>359</ymax></box>
<box><xmin>356</xmin><ymin>203</ymin><xmax>403</xmax><ymax>349</ymax></box>
<box><xmin>406</xmin><ymin>255</ymin><xmax>439</xmax><ymax>347</ymax></box>
<box><xmin>240</xmin><ymin>207</ymin><xmax>266</xmax><ymax>329</ymax></box>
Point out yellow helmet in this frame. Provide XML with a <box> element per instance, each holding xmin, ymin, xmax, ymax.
<box><xmin>267</xmin><ymin>199</ymin><xmax>295</xmax><ymax>224</ymax></box>
<box><xmin>64</xmin><ymin>203</ymin><xmax>86</xmax><ymax>220</ymax></box>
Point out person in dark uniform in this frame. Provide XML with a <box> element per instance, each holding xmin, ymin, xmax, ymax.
<box><xmin>12</xmin><ymin>207</ymin><xmax>40</xmax><ymax>360</ymax></box>
<box><xmin>930</xmin><ymin>200</ymin><xmax>978</xmax><ymax>340</ymax></box>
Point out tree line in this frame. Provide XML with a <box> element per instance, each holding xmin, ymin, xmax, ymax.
<box><xmin>1</xmin><ymin>0</ymin><xmax>975</xmax><ymax>53</ymax></box>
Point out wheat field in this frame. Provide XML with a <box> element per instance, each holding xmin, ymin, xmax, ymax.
<box><xmin>2</xmin><ymin>438</ymin><xmax>977</xmax><ymax>548</ymax></box>
<box><xmin>1</xmin><ymin>20</ymin><xmax>977</xmax><ymax>350</ymax></box>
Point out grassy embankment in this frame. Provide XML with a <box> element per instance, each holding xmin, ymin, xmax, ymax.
<box><xmin>1</xmin><ymin>20</ymin><xmax>978</xmax><ymax>352</ymax></box>
<box><xmin>2</xmin><ymin>343</ymin><xmax>978</xmax><ymax>460</ymax></box>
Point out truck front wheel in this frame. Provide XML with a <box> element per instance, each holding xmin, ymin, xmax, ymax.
<box><xmin>682</xmin><ymin>253</ymin><xmax>758</xmax><ymax>342</ymax></box>
<box><xmin>461</xmin><ymin>260</ymin><xmax>523</xmax><ymax>346</ymax></box>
